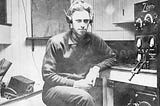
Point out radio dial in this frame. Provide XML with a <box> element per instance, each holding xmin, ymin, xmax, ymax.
<box><xmin>136</xmin><ymin>38</ymin><xmax>142</xmax><ymax>48</ymax></box>
<box><xmin>135</xmin><ymin>18</ymin><xmax>143</xmax><ymax>30</ymax></box>
<box><xmin>143</xmin><ymin>14</ymin><xmax>153</xmax><ymax>27</ymax></box>
<box><xmin>149</xmin><ymin>37</ymin><xmax>155</xmax><ymax>48</ymax></box>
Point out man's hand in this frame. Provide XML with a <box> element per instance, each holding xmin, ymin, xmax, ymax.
<box><xmin>85</xmin><ymin>66</ymin><xmax>100</xmax><ymax>86</ymax></box>
<box><xmin>73</xmin><ymin>79</ymin><xmax>92</xmax><ymax>90</ymax></box>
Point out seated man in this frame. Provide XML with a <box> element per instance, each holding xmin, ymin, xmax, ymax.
<box><xmin>41</xmin><ymin>0</ymin><xmax>116</xmax><ymax>106</ymax></box>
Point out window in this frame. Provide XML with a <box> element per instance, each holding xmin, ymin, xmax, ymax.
<box><xmin>0</xmin><ymin>0</ymin><xmax>7</xmax><ymax>24</ymax></box>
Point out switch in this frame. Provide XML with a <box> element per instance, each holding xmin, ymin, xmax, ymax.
<box><xmin>149</xmin><ymin>37</ymin><xmax>155</xmax><ymax>48</ymax></box>
<box><xmin>137</xmin><ymin>53</ymin><xmax>142</xmax><ymax>62</ymax></box>
<box><xmin>136</xmin><ymin>38</ymin><xmax>142</xmax><ymax>48</ymax></box>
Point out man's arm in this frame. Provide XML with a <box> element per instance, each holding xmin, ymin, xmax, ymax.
<box><xmin>92</xmin><ymin>35</ymin><xmax>116</xmax><ymax>71</ymax></box>
<box><xmin>42</xmin><ymin>39</ymin><xmax>75</xmax><ymax>87</ymax></box>
<box><xmin>85</xmin><ymin>34</ymin><xmax>116</xmax><ymax>86</ymax></box>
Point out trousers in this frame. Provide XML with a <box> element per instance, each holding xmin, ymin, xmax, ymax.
<box><xmin>42</xmin><ymin>86</ymin><xmax>96</xmax><ymax>106</ymax></box>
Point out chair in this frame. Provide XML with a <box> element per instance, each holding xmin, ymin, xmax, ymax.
<box><xmin>0</xmin><ymin>58</ymin><xmax>12</xmax><ymax>82</ymax></box>
<box><xmin>0</xmin><ymin>58</ymin><xmax>12</xmax><ymax>98</ymax></box>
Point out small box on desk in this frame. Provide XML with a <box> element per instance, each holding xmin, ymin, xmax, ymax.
<box><xmin>8</xmin><ymin>75</ymin><xmax>35</xmax><ymax>96</ymax></box>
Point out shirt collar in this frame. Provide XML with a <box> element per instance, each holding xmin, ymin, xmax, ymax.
<box><xmin>68</xmin><ymin>37</ymin><xmax>77</xmax><ymax>45</ymax></box>
<box><xmin>65</xmin><ymin>30</ymin><xmax>91</xmax><ymax>46</ymax></box>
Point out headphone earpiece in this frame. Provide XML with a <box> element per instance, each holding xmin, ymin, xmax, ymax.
<box><xmin>89</xmin><ymin>15</ymin><xmax>94</xmax><ymax>24</ymax></box>
<box><xmin>66</xmin><ymin>15</ymin><xmax>72</xmax><ymax>23</ymax></box>
<box><xmin>64</xmin><ymin>10</ymin><xmax>72</xmax><ymax>24</ymax></box>
<box><xmin>89</xmin><ymin>19</ymin><xmax>93</xmax><ymax>24</ymax></box>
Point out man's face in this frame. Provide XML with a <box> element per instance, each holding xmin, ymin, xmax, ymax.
<box><xmin>71</xmin><ymin>10</ymin><xmax>91</xmax><ymax>37</ymax></box>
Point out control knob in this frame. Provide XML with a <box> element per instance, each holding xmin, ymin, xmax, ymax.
<box><xmin>135</xmin><ymin>18</ymin><xmax>143</xmax><ymax>31</ymax></box>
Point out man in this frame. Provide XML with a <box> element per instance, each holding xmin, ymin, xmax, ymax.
<box><xmin>41</xmin><ymin>0</ymin><xmax>116</xmax><ymax>106</ymax></box>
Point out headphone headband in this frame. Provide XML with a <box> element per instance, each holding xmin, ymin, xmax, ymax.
<box><xmin>65</xmin><ymin>0</ymin><xmax>94</xmax><ymax>24</ymax></box>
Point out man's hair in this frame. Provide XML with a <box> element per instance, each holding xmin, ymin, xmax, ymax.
<box><xmin>66</xmin><ymin>0</ymin><xmax>93</xmax><ymax>17</ymax></box>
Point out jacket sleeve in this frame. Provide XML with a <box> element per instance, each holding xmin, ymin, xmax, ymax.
<box><xmin>92</xmin><ymin>35</ymin><xmax>117</xmax><ymax>71</ymax></box>
<box><xmin>42</xmin><ymin>39</ymin><xmax>75</xmax><ymax>87</ymax></box>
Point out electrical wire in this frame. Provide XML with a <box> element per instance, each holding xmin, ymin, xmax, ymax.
<box><xmin>22</xmin><ymin>0</ymin><xmax>41</xmax><ymax>78</ymax></box>
<box><xmin>22</xmin><ymin>0</ymin><xmax>29</xmax><ymax>37</ymax></box>
<box><xmin>92</xmin><ymin>0</ymin><xmax>95</xmax><ymax>33</ymax></box>
<box><xmin>31</xmin><ymin>51</ymin><xmax>41</xmax><ymax>76</ymax></box>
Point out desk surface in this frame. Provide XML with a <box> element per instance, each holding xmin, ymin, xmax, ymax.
<box><xmin>0</xmin><ymin>83</ymin><xmax>43</xmax><ymax>105</ymax></box>
<box><xmin>108</xmin><ymin>66</ymin><xmax>157</xmax><ymax>88</ymax></box>
<box><xmin>112</xmin><ymin>65</ymin><xmax>157</xmax><ymax>73</ymax></box>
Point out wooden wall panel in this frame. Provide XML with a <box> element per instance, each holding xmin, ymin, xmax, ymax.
<box><xmin>31</xmin><ymin>0</ymin><xmax>70</xmax><ymax>37</ymax></box>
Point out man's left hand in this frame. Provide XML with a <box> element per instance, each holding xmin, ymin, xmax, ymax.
<box><xmin>85</xmin><ymin>66</ymin><xmax>100</xmax><ymax>86</ymax></box>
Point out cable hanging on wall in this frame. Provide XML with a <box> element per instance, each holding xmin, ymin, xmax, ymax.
<box><xmin>22</xmin><ymin>0</ymin><xmax>42</xmax><ymax>80</ymax></box>
<box><xmin>22</xmin><ymin>0</ymin><xmax>30</xmax><ymax>37</ymax></box>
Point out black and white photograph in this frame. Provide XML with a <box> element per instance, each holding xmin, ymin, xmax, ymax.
<box><xmin>0</xmin><ymin>0</ymin><xmax>160</xmax><ymax>106</ymax></box>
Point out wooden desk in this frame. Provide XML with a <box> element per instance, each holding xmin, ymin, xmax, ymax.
<box><xmin>101</xmin><ymin>66</ymin><xmax>157</xmax><ymax>106</ymax></box>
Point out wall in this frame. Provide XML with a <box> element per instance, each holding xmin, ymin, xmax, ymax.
<box><xmin>31</xmin><ymin>0</ymin><xmax>70</xmax><ymax>37</ymax></box>
<box><xmin>90</xmin><ymin>0</ymin><xmax>135</xmax><ymax>40</ymax></box>
<box><xmin>0</xmin><ymin>0</ymin><xmax>146</xmax><ymax>105</ymax></box>
<box><xmin>0</xmin><ymin>0</ymin><xmax>138</xmax><ymax>89</ymax></box>
<box><xmin>0</xmin><ymin>0</ymin><xmax>45</xmax><ymax>89</ymax></box>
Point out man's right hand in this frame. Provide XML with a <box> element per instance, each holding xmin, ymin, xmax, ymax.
<box><xmin>73</xmin><ymin>79</ymin><xmax>92</xmax><ymax>90</ymax></box>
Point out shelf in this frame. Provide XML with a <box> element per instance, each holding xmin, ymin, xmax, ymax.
<box><xmin>26</xmin><ymin>36</ymin><xmax>51</xmax><ymax>40</ymax></box>
<box><xmin>26</xmin><ymin>36</ymin><xmax>51</xmax><ymax>51</ymax></box>
<box><xmin>0</xmin><ymin>23</ymin><xmax>12</xmax><ymax>26</ymax></box>
<box><xmin>112</xmin><ymin>21</ymin><xmax>135</xmax><ymax>24</ymax></box>
<box><xmin>0</xmin><ymin>24</ymin><xmax>11</xmax><ymax>44</ymax></box>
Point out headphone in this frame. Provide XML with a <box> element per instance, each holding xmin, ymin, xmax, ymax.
<box><xmin>65</xmin><ymin>10</ymin><xmax>94</xmax><ymax>24</ymax></box>
<box><xmin>64</xmin><ymin>1</ymin><xmax>94</xmax><ymax>24</ymax></box>
<box><xmin>64</xmin><ymin>11</ymin><xmax>73</xmax><ymax>24</ymax></box>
